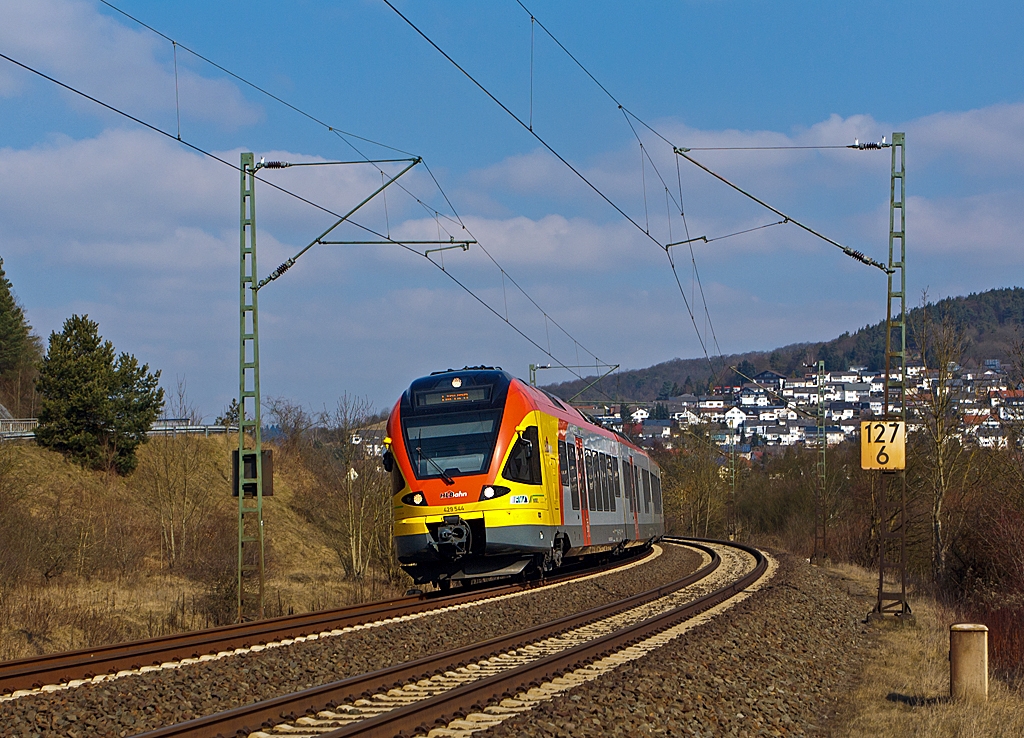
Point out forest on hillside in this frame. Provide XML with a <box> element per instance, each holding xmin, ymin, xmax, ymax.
<box><xmin>546</xmin><ymin>287</ymin><xmax>1024</xmax><ymax>402</ymax></box>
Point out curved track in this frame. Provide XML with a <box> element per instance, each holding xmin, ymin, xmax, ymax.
<box><xmin>133</xmin><ymin>538</ymin><xmax>769</xmax><ymax>738</ymax></box>
<box><xmin>0</xmin><ymin>547</ymin><xmax>654</xmax><ymax>700</ymax></box>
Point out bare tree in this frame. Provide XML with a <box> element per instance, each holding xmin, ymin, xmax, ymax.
<box><xmin>266</xmin><ymin>397</ymin><xmax>315</xmax><ymax>459</ymax></box>
<box><xmin>0</xmin><ymin>442</ymin><xmax>30</xmax><ymax>590</ymax></box>
<box><xmin>133</xmin><ymin>379</ymin><xmax>226</xmax><ymax>571</ymax></box>
<box><xmin>292</xmin><ymin>395</ymin><xmax>394</xmax><ymax>591</ymax></box>
<box><xmin>657</xmin><ymin>430</ymin><xmax>728</xmax><ymax>537</ymax></box>
<box><xmin>911</xmin><ymin>296</ymin><xmax>973</xmax><ymax>587</ymax></box>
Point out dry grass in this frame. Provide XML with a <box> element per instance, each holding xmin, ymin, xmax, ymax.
<box><xmin>830</xmin><ymin>563</ymin><xmax>1024</xmax><ymax>738</ymax></box>
<box><xmin>0</xmin><ymin>437</ymin><xmax>407</xmax><ymax>661</ymax></box>
<box><xmin>0</xmin><ymin>573</ymin><xmax>219</xmax><ymax>660</ymax></box>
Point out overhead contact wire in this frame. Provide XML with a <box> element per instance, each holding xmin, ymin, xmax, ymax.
<box><xmin>86</xmin><ymin>2</ymin><xmax>623</xmax><ymax>390</ymax></box>
<box><xmin>0</xmin><ymin>50</ymin><xmax>605</xmax><ymax>389</ymax></box>
<box><xmin>384</xmin><ymin>0</ymin><xmax>715</xmax><ymax>384</ymax></box>
<box><xmin>100</xmin><ymin>0</ymin><xmax>632</xmax><ymax>386</ymax></box>
<box><xmin>674</xmin><ymin>149</ymin><xmax>891</xmax><ymax>274</ymax></box>
<box><xmin>621</xmin><ymin>105</ymin><xmax>722</xmax><ymax>375</ymax></box>
<box><xmin>382</xmin><ymin>0</ymin><xmax>662</xmax><ymax>252</ymax></box>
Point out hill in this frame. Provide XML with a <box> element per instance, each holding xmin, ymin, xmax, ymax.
<box><xmin>545</xmin><ymin>286</ymin><xmax>1024</xmax><ymax>403</ymax></box>
<box><xmin>0</xmin><ymin>436</ymin><xmax>403</xmax><ymax>661</ymax></box>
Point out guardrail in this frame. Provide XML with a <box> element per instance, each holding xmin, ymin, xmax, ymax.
<box><xmin>0</xmin><ymin>420</ymin><xmax>238</xmax><ymax>440</ymax></box>
<box><xmin>0</xmin><ymin>419</ymin><xmax>38</xmax><ymax>438</ymax></box>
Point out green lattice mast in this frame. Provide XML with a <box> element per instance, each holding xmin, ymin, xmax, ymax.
<box><xmin>873</xmin><ymin>132</ymin><xmax>911</xmax><ymax>619</ymax></box>
<box><xmin>237</xmin><ymin>152</ymin><xmax>265</xmax><ymax>622</ymax></box>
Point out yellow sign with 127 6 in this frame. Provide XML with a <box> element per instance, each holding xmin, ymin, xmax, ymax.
<box><xmin>860</xmin><ymin>420</ymin><xmax>906</xmax><ymax>470</ymax></box>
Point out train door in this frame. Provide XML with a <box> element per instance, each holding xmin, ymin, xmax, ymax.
<box><xmin>574</xmin><ymin>436</ymin><xmax>591</xmax><ymax>546</ymax></box>
<box><xmin>557</xmin><ymin>438</ymin><xmax>569</xmax><ymax>526</ymax></box>
<box><xmin>628</xmin><ymin>455</ymin><xmax>640</xmax><ymax>539</ymax></box>
<box><xmin>630</xmin><ymin>460</ymin><xmax>638</xmax><ymax>536</ymax></box>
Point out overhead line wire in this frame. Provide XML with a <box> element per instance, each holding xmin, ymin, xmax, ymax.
<box><xmin>98</xmin><ymin>0</ymin><xmax>417</xmax><ymax>158</ymax></box>
<box><xmin>509</xmin><ymin>1</ymin><xmax>725</xmax><ymax>380</ymax></box>
<box><xmin>383</xmin><ymin>0</ymin><xmax>721</xmax><ymax>387</ymax></box>
<box><xmin>512</xmin><ymin>1</ymin><xmax>894</xmax><ymax>273</ymax></box>
<box><xmin>329</xmin><ymin>118</ymin><xmax>612</xmax><ymax>368</ymax></box>
<box><xmin>674</xmin><ymin>149</ymin><xmax>892</xmax><ymax>274</ymax></box>
<box><xmin>622</xmin><ymin>102</ymin><xmax>724</xmax><ymax>380</ymax></box>
<box><xmin>96</xmin><ymin>0</ymin><xmax>615</xmax><ymax>378</ymax></box>
<box><xmin>381</xmin><ymin>0</ymin><xmax>662</xmax><ymax>251</ymax></box>
<box><xmin>684</xmin><ymin>145</ymin><xmax>852</xmax><ymax>151</ymax></box>
<box><xmin>0</xmin><ymin>49</ymin><xmax>612</xmax><ymax>391</ymax></box>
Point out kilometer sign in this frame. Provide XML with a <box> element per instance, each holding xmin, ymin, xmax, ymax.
<box><xmin>860</xmin><ymin>420</ymin><xmax>906</xmax><ymax>470</ymax></box>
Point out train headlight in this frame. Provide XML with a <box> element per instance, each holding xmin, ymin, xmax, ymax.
<box><xmin>402</xmin><ymin>491</ymin><xmax>428</xmax><ymax>507</ymax></box>
<box><xmin>478</xmin><ymin>484</ymin><xmax>511</xmax><ymax>502</ymax></box>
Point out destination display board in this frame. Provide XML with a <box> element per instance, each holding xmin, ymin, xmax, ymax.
<box><xmin>416</xmin><ymin>387</ymin><xmax>490</xmax><ymax>406</ymax></box>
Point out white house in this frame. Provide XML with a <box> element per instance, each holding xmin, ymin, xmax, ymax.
<box><xmin>672</xmin><ymin>409</ymin><xmax>702</xmax><ymax>426</ymax></box>
<box><xmin>698</xmin><ymin>396</ymin><xmax>726</xmax><ymax>410</ymax></box>
<box><xmin>724</xmin><ymin>406</ymin><xmax>746</xmax><ymax>429</ymax></box>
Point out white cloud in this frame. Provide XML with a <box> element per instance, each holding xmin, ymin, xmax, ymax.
<box><xmin>0</xmin><ymin>0</ymin><xmax>259</xmax><ymax>126</ymax></box>
<box><xmin>908</xmin><ymin>192</ymin><xmax>1024</xmax><ymax>258</ymax></box>
<box><xmin>3</xmin><ymin>95</ymin><xmax>1023</xmax><ymax>415</ymax></box>
<box><xmin>911</xmin><ymin>103</ymin><xmax>1024</xmax><ymax>173</ymax></box>
<box><xmin>385</xmin><ymin>212</ymin><xmax>658</xmax><ymax>271</ymax></box>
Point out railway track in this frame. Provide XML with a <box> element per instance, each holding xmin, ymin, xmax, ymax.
<box><xmin>133</xmin><ymin>538</ymin><xmax>770</xmax><ymax>738</ymax></box>
<box><xmin>0</xmin><ymin>546</ymin><xmax>654</xmax><ymax>701</ymax></box>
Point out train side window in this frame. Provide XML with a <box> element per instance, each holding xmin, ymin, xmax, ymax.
<box><xmin>585</xmin><ymin>450</ymin><xmax>597</xmax><ymax>511</ymax></box>
<box><xmin>652</xmin><ymin>471</ymin><xmax>663</xmax><ymax>514</ymax></box>
<box><xmin>503</xmin><ymin>426</ymin><xmax>542</xmax><ymax>485</ymax></box>
<box><xmin>594</xmin><ymin>451</ymin><xmax>604</xmax><ymax>511</ymax></box>
<box><xmin>623</xmin><ymin>460</ymin><xmax>633</xmax><ymax>511</ymax></box>
<box><xmin>600</xmin><ymin>453</ymin><xmax>610</xmax><ymax>512</ymax></box>
<box><xmin>558</xmin><ymin>440</ymin><xmax>569</xmax><ymax>487</ymax></box>
<box><xmin>642</xmin><ymin>468</ymin><xmax>652</xmax><ymax>514</ymax></box>
<box><xmin>611</xmin><ymin>456</ymin><xmax>620</xmax><ymax>498</ymax></box>
<box><xmin>606</xmin><ymin>455</ymin><xmax>616</xmax><ymax>512</ymax></box>
<box><xmin>633</xmin><ymin>464</ymin><xmax>641</xmax><ymax>512</ymax></box>
<box><xmin>567</xmin><ymin>443</ymin><xmax>580</xmax><ymax>510</ymax></box>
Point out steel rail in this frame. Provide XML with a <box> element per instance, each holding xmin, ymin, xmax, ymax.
<box><xmin>132</xmin><ymin>540</ymin><xmax>749</xmax><ymax>738</ymax></box>
<box><xmin>322</xmin><ymin>539</ymin><xmax>765</xmax><ymax>738</ymax></box>
<box><xmin>0</xmin><ymin>548</ymin><xmax>653</xmax><ymax>696</ymax></box>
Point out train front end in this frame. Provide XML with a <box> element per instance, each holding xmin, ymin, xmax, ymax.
<box><xmin>386</xmin><ymin>368</ymin><xmax>560</xmax><ymax>585</ymax></box>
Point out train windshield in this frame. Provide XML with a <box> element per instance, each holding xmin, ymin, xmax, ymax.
<box><xmin>402</xmin><ymin>410</ymin><xmax>502</xmax><ymax>479</ymax></box>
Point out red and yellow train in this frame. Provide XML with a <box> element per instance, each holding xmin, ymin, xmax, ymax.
<box><xmin>383</xmin><ymin>367</ymin><xmax>664</xmax><ymax>586</ymax></box>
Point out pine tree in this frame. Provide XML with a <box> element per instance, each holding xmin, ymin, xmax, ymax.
<box><xmin>0</xmin><ymin>258</ymin><xmax>41</xmax><ymax>415</ymax></box>
<box><xmin>36</xmin><ymin>315</ymin><xmax>164</xmax><ymax>474</ymax></box>
<box><xmin>108</xmin><ymin>352</ymin><xmax>165</xmax><ymax>474</ymax></box>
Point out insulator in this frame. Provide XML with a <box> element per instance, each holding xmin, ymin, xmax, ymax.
<box><xmin>264</xmin><ymin>161</ymin><xmax>289</xmax><ymax>169</ymax></box>
<box><xmin>849</xmin><ymin>249</ymin><xmax>867</xmax><ymax>263</ymax></box>
<box><xmin>274</xmin><ymin>261</ymin><xmax>292</xmax><ymax>277</ymax></box>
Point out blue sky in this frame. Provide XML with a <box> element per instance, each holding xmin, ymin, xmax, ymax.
<box><xmin>1</xmin><ymin>0</ymin><xmax>1022</xmax><ymax>418</ymax></box>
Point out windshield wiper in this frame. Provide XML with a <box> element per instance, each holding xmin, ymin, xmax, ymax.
<box><xmin>416</xmin><ymin>446</ymin><xmax>455</xmax><ymax>485</ymax></box>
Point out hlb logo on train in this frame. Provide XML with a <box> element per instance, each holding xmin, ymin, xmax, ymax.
<box><xmin>860</xmin><ymin>420</ymin><xmax>906</xmax><ymax>470</ymax></box>
<box><xmin>510</xmin><ymin>495</ymin><xmax>529</xmax><ymax>504</ymax></box>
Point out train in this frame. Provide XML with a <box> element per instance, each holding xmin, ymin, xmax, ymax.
<box><xmin>383</xmin><ymin>367</ymin><xmax>664</xmax><ymax>586</ymax></box>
